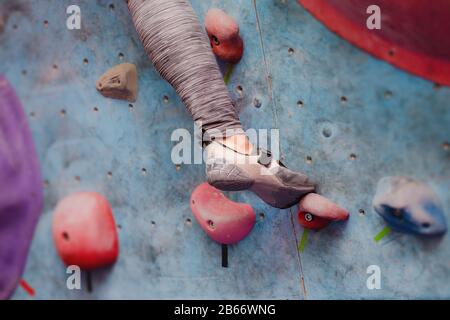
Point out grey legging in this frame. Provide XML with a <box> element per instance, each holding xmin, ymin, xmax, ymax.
<box><xmin>128</xmin><ymin>0</ymin><xmax>243</xmax><ymax>139</ymax></box>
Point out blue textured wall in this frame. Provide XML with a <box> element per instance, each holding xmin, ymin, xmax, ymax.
<box><xmin>1</xmin><ymin>0</ymin><xmax>449</xmax><ymax>299</ymax></box>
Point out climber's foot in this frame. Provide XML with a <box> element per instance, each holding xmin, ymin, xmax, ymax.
<box><xmin>205</xmin><ymin>140</ymin><xmax>316</xmax><ymax>209</ymax></box>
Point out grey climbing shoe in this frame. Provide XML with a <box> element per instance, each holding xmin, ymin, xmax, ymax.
<box><xmin>205</xmin><ymin>141</ymin><xmax>316</xmax><ymax>209</ymax></box>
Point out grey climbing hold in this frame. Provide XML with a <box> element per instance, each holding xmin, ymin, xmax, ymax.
<box><xmin>373</xmin><ymin>176</ymin><xmax>447</xmax><ymax>236</ymax></box>
<box><xmin>96</xmin><ymin>63</ymin><xmax>138</xmax><ymax>102</ymax></box>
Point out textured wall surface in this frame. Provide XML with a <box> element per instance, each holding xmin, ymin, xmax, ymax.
<box><xmin>1</xmin><ymin>0</ymin><xmax>449</xmax><ymax>299</ymax></box>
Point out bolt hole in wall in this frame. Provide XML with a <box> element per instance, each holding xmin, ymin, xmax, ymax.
<box><xmin>297</xmin><ymin>100</ymin><xmax>304</xmax><ymax>108</ymax></box>
<box><xmin>129</xmin><ymin>103</ymin><xmax>134</xmax><ymax>111</ymax></box>
<box><xmin>384</xmin><ymin>90</ymin><xmax>393</xmax><ymax>98</ymax></box>
<box><xmin>43</xmin><ymin>20</ymin><xmax>49</xmax><ymax>28</ymax></box>
<box><xmin>322</xmin><ymin>127</ymin><xmax>332</xmax><ymax>138</ymax></box>
<box><xmin>60</xmin><ymin>109</ymin><xmax>66</xmax><ymax>117</ymax></box>
<box><xmin>259</xmin><ymin>212</ymin><xmax>265</xmax><ymax>221</ymax></box>
<box><xmin>151</xmin><ymin>221</ymin><xmax>156</xmax><ymax>227</ymax></box>
<box><xmin>236</xmin><ymin>85</ymin><xmax>243</xmax><ymax>96</ymax></box>
<box><xmin>118</xmin><ymin>52</ymin><xmax>124</xmax><ymax>60</ymax></box>
<box><xmin>288</xmin><ymin>47</ymin><xmax>294</xmax><ymax>55</ymax></box>
<box><xmin>93</xmin><ymin>106</ymin><xmax>99</xmax><ymax>112</ymax></box>
<box><xmin>185</xmin><ymin>218</ymin><xmax>192</xmax><ymax>226</ymax></box>
<box><xmin>163</xmin><ymin>95</ymin><xmax>169</xmax><ymax>103</ymax></box>
<box><xmin>340</xmin><ymin>96</ymin><xmax>347</xmax><ymax>103</ymax></box>
<box><xmin>253</xmin><ymin>98</ymin><xmax>262</xmax><ymax>108</ymax></box>
<box><xmin>359</xmin><ymin>209</ymin><xmax>365</xmax><ymax>216</ymax></box>
<box><xmin>349</xmin><ymin>153</ymin><xmax>357</xmax><ymax>160</ymax></box>
<box><xmin>442</xmin><ymin>141</ymin><xmax>450</xmax><ymax>151</ymax></box>
<box><xmin>141</xmin><ymin>168</ymin><xmax>147</xmax><ymax>175</ymax></box>
<box><xmin>83</xmin><ymin>58</ymin><xmax>89</xmax><ymax>65</ymax></box>
<box><xmin>306</xmin><ymin>155</ymin><xmax>312</xmax><ymax>164</ymax></box>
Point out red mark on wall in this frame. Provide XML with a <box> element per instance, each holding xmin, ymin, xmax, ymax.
<box><xmin>19</xmin><ymin>279</ymin><xmax>35</xmax><ymax>297</ymax></box>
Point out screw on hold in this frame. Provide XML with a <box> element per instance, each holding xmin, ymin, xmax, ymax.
<box><xmin>304</xmin><ymin>213</ymin><xmax>313</xmax><ymax>222</ymax></box>
<box><xmin>212</xmin><ymin>35</ymin><xmax>220</xmax><ymax>46</ymax></box>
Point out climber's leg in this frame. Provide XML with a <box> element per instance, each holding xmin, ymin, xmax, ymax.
<box><xmin>128</xmin><ymin>0</ymin><xmax>317</xmax><ymax>208</ymax></box>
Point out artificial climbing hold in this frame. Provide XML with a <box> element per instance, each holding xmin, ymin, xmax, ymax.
<box><xmin>373</xmin><ymin>176</ymin><xmax>447</xmax><ymax>236</ymax></box>
<box><xmin>96</xmin><ymin>63</ymin><xmax>138</xmax><ymax>102</ymax></box>
<box><xmin>297</xmin><ymin>193</ymin><xmax>349</xmax><ymax>230</ymax></box>
<box><xmin>0</xmin><ymin>76</ymin><xmax>44</xmax><ymax>300</ymax></box>
<box><xmin>205</xmin><ymin>8</ymin><xmax>244</xmax><ymax>64</ymax></box>
<box><xmin>52</xmin><ymin>192</ymin><xmax>119</xmax><ymax>269</ymax></box>
<box><xmin>298</xmin><ymin>210</ymin><xmax>330</xmax><ymax>230</ymax></box>
<box><xmin>190</xmin><ymin>182</ymin><xmax>255</xmax><ymax>244</ymax></box>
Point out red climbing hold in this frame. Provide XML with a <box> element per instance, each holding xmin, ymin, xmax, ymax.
<box><xmin>297</xmin><ymin>0</ymin><xmax>450</xmax><ymax>86</ymax></box>
<box><xmin>205</xmin><ymin>8</ymin><xmax>244</xmax><ymax>64</ymax></box>
<box><xmin>52</xmin><ymin>192</ymin><xmax>119</xmax><ymax>270</ymax></box>
<box><xmin>190</xmin><ymin>182</ymin><xmax>255</xmax><ymax>244</ymax></box>
<box><xmin>298</xmin><ymin>210</ymin><xmax>331</xmax><ymax>230</ymax></box>
<box><xmin>297</xmin><ymin>193</ymin><xmax>349</xmax><ymax>230</ymax></box>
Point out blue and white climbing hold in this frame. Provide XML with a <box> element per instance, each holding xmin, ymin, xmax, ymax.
<box><xmin>373</xmin><ymin>176</ymin><xmax>447</xmax><ymax>236</ymax></box>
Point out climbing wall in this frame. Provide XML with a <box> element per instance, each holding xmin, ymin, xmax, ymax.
<box><xmin>1</xmin><ymin>0</ymin><xmax>449</xmax><ymax>299</ymax></box>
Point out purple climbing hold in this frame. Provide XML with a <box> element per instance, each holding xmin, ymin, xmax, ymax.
<box><xmin>0</xmin><ymin>76</ymin><xmax>43</xmax><ymax>299</ymax></box>
<box><xmin>373</xmin><ymin>176</ymin><xmax>447</xmax><ymax>236</ymax></box>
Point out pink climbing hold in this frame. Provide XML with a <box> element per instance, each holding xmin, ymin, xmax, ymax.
<box><xmin>297</xmin><ymin>193</ymin><xmax>349</xmax><ymax>230</ymax></box>
<box><xmin>52</xmin><ymin>192</ymin><xmax>119</xmax><ymax>270</ymax></box>
<box><xmin>190</xmin><ymin>182</ymin><xmax>255</xmax><ymax>244</ymax></box>
<box><xmin>205</xmin><ymin>8</ymin><xmax>244</xmax><ymax>64</ymax></box>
